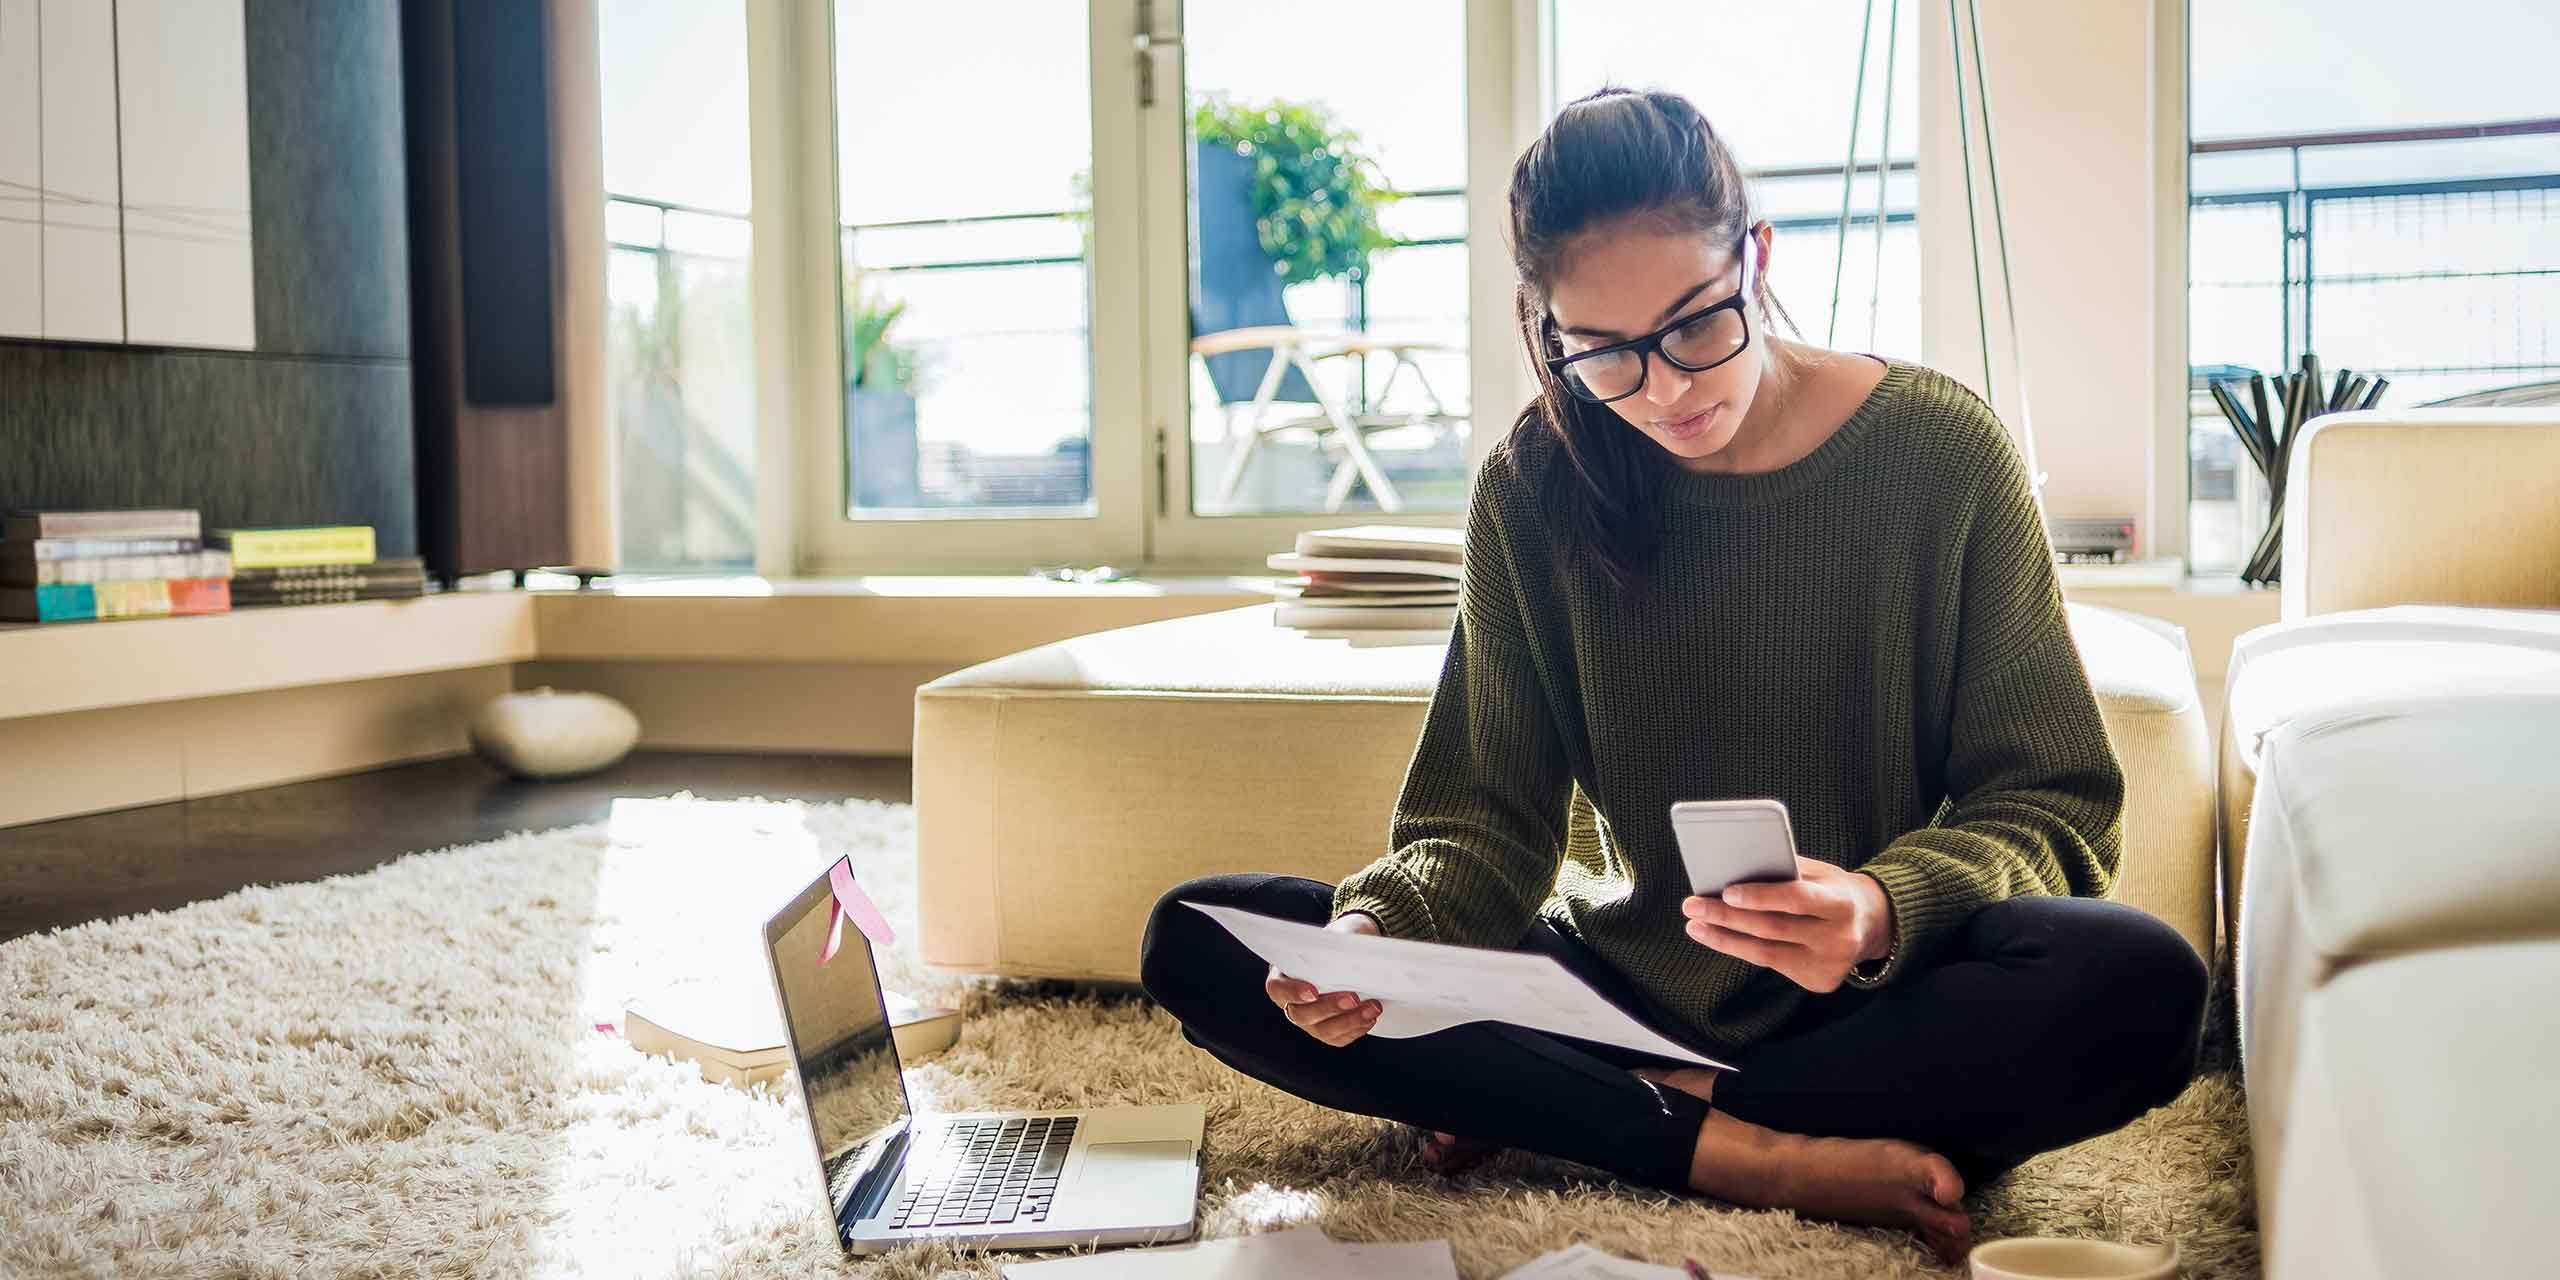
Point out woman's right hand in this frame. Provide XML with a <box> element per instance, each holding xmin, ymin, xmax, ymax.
<box><xmin>1265</xmin><ymin>912</ymin><xmax>1385</xmax><ymax>1047</ymax></box>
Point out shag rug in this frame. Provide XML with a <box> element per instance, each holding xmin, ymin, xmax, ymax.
<box><xmin>0</xmin><ymin>796</ymin><xmax>2259</xmax><ymax>1278</ymax></box>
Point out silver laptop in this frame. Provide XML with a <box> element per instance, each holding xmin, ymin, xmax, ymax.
<box><xmin>761</xmin><ymin>856</ymin><xmax>1204</xmax><ymax>1255</ymax></box>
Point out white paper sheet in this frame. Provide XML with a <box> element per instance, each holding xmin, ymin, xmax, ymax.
<box><xmin>1000</xmin><ymin>1225</ymin><xmax>1459</xmax><ymax>1279</ymax></box>
<box><xmin>1185</xmin><ymin>903</ymin><xmax>1733</xmax><ymax>1071</ymax></box>
<box><xmin>1497</xmin><ymin>1242</ymin><xmax>1759</xmax><ymax>1280</ymax></box>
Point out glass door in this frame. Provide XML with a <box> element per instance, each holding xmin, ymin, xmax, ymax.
<box><xmin>1139</xmin><ymin>0</ymin><xmax>1476</xmax><ymax>565</ymax></box>
<box><xmin>812</xmin><ymin>0</ymin><xmax>1145</xmax><ymax>570</ymax></box>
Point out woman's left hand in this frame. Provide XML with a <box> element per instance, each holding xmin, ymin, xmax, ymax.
<box><xmin>1682</xmin><ymin>857</ymin><xmax>1896</xmax><ymax>993</ymax></box>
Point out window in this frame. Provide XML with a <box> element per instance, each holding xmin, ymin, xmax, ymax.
<box><xmin>835</xmin><ymin>3</ymin><xmax>1097</xmax><ymax>519</ymax></box>
<box><xmin>788</xmin><ymin>0</ymin><xmax>1519</xmax><ymax>572</ymax></box>
<box><xmin>598</xmin><ymin>0</ymin><xmax>759</xmax><ymax>572</ymax></box>
<box><xmin>1176</xmin><ymin>0</ymin><xmax>1473</xmax><ymax>520</ymax></box>
<box><xmin>661</xmin><ymin>2</ymin><xmax>1934</xmax><ymax>573</ymax></box>
<box><xmin>1552</xmin><ymin>0</ymin><xmax>1923</xmax><ymax>362</ymax></box>
<box><xmin>2186</xmin><ymin>0</ymin><xmax>2560</xmax><ymax>573</ymax></box>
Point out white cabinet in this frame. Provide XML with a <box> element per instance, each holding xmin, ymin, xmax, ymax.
<box><xmin>2</xmin><ymin>0</ymin><xmax>255</xmax><ymax>349</ymax></box>
<box><xmin>116</xmin><ymin>0</ymin><xmax>253</xmax><ymax>348</ymax></box>
<box><xmin>37</xmin><ymin>0</ymin><xmax>125</xmax><ymax>343</ymax></box>
<box><xmin>0</xmin><ymin>0</ymin><xmax>41</xmax><ymax>338</ymax></box>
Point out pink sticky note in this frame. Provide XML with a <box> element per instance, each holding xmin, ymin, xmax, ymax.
<box><xmin>817</xmin><ymin>858</ymin><xmax>896</xmax><ymax>966</ymax></box>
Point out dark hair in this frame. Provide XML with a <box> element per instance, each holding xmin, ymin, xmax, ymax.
<box><xmin>1505</xmin><ymin>87</ymin><xmax>1783</xmax><ymax>599</ymax></box>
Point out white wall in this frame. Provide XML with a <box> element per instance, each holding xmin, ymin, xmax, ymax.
<box><xmin>1918</xmin><ymin>0</ymin><xmax>2179</xmax><ymax>555</ymax></box>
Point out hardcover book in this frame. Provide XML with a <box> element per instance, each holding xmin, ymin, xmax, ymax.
<box><xmin>4</xmin><ymin>550</ymin><xmax>232</xmax><ymax>587</ymax></box>
<box><xmin>3</xmin><ymin>509</ymin><xmax>201</xmax><ymax>541</ymax></box>
<box><xmin>1293</xmin><ymin>524</ymin><xmax>1463</xmax><ymax>562</ymax></box>
<box><xmin>210</xmin><ymin>526</ymin><xmax>379</xmax><ymax>570</ymax></box>
<box><xmin>231</xmin><ymin>556</ymin><xmax>425</xmax><ymax>584</ymax></box>
<box><xmin>0</xmin><ymin>583</ymin><xmax>98</xmax><ymax>623</ymax></box>
<box><xmin>1272</xmin><ymin>601</ymin><xmax>1457</xmax><ymax>630</ymax></box>
<box><xmin>1266</xmin><ymin>552</ymin><xmax>1462</xmax><ymax>580</ymax></box>
<box><xmin>0</xmin><ymin>537</ymin><xmax>200</xmax><ymax>564</ymax></box>
<box><xmin>2</xmin><ymin>578</ymin><xmax>231</xmax><ymax>622</ymax></box>
<box><xmin>620</xmin><ymin>982</ymin><xmax>962</xmax><ymax>1089</ymax></box>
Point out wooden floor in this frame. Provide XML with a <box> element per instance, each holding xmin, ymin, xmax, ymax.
<box><xmin>0</xmin><ymin>751</ymin><xmax>913</xmax><ymax>943</ymax></box>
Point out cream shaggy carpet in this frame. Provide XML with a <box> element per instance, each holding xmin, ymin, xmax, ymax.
<box><xmin>0</xmin><ymin>796</ymin><xmax>2258</xmax><ymax>1278</ymax></box>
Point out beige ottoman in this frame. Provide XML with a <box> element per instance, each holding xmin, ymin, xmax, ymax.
<box><xmin>915</xmin><ymin>602</ymin><xmax>2217</xmax><ymax>982</ymax></box>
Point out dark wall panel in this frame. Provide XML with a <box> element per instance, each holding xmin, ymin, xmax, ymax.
<box><xmin>0</xmin><ymin>0</ymin><xmax>415</xmax><ymax>551</ymax></box>
<box><xmin>247</xmin><ymin>0</ymin><xmax>413</xmax><ymax>360</ymax></box>
<box><xmin>0</xmin><ymin>348</ymin><xmax>417</xmax><ymax>556</ymax></box>
<box><xmin>449</xmin><ymin>0</ymin><xmax>557</xmax><ymax>405</ymax></box>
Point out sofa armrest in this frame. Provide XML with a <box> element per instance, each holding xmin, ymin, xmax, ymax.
<box><xmin>2281</xmin><ymin>409</ymin><xmax>2560</xmax><ymax>621</ymax></box>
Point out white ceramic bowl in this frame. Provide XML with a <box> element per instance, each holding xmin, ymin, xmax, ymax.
<box><xmin>1969</xmin><ymin>1237</ymin><xmax>2179</xmax><ymax>1280</ymax></box>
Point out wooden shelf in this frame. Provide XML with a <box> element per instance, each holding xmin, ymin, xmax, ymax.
<box><xmin>0</xmin><ymin>577</ymin><xmax>1268</xmax><ymax>722</ymax></box>
<box><xmin>0</xmin><ymin>592</ymin><xmax>537</xmax><ymax>722</ymax></box>
<box><xmin>528</xmin><ymin>575</ymin><xmax>1264</xmax><ymax>665</ymax></box>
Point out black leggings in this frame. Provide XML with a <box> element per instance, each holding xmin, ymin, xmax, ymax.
<box><xmin>1138</xmin><ymin>874</ymin><xmax>2206</xmax><ymax>1193</ymax></box>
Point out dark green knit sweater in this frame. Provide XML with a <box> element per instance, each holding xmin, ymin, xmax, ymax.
<box><xmin>1331</xmin><ymin>360</ymin><xmax>2125</xmax><ymax>1056</ymax></box>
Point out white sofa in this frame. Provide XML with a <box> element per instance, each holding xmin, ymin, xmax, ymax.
<box><xmin>2223</xmin><ymin>410</ymin><xmax>2560</xmax><ymax>1278</ymax></box>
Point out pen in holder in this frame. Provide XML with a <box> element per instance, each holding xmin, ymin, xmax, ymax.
<box><xmin>2207</xmin><ymin>352</ymin><xmax>2386</xmax><ymax>587</ymax></box>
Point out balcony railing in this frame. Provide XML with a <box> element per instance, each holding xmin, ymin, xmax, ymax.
<box><xmin>2184</xmin><ymin>117</ymin><xmax>2560</xmax><ymax>571</ymax></box>
<box><xmin>604</xmin><ymin>194</ymin><xmax>758</xmax><ymax>569</ymax></box>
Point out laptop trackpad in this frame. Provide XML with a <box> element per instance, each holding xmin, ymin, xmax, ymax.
<box><xmin>1077</xmin><ymin>1140</ymin><xmax>1195</xmax><ymax>1207</ymax></box>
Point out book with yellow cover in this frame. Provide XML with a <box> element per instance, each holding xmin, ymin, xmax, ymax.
<box><xmin>210</xmin><ymin>525</ymin><xmax>377</xmax><ymax>570</ymax></box>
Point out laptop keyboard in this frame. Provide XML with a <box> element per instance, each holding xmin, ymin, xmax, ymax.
<box><xmin>890</xmin><ymin>1115</ymin><xmax>1078</xmax><ymax>1231</ymax></box>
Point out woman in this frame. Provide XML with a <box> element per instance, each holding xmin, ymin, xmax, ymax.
<box><xmin>1138</xmin><ymin>87</ymin><xmax>2204</xmax><ymax>1264</ymax></box>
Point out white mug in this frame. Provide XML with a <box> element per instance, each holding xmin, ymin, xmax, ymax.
<box><xmin>1968</xmin><ymin>1237</ymin><xmax>2179</xmax><ymax>1280</ymax></box>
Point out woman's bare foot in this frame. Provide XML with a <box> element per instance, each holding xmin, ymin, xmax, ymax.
<box><xmin>1416</xmin><ymin>1127</ymin><xmax>1501</xmax><ymax>1175</ymax></box>
<box><xmin>1686</xmin><ymin>1110</ymin><xmax>1972</xmax><ymax>1264</ymax></box>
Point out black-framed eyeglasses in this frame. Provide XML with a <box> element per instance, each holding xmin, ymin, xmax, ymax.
<box><xmin>1543</xmin><ymin>227</ymin><xmax>1759</xmax><ymax>404</ymax></box>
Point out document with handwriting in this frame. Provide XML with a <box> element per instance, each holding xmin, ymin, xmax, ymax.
<box><xmin>1185</xmin><ymin>903</ymin><xmax>1733</xmax><ymax>1070</ymax></box>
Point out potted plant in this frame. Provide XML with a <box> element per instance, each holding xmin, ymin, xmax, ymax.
<box><xmin>845</xmin><ymin>278</ymin><xmax>923</xmax><ymax>508</ymax></box>
<box><xmin>1187</xmin><ymin>96</ymin><xmax>1400</xmax><ymax>422</ymax></box>
<box><xmin>1189</xmin><ymin>96</ymin><xmax>1397</xmax><ymax>288</ymax></box>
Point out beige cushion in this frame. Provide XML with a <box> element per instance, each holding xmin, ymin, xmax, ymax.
<box><xmin>2280</xmin><ymin>410</ymin><xmax>2560</xmax><ymax>622</ymax></box>
<box><xmin>2238</xmin><ymin>692</ymin><xmax>2560</xmax><ymax>1266</ymax></box>
<box><xmin>914</xmin><ymin>602</ymin><xmax>2217</xmax><ymax>981</ymax></box>
<box><xmin>2216</xmin><ymin>606</ymin><xmax>2560</xmax><ymax>927</ymax></box>
<box><xmin>2265</xmin><ymin>941</ymin><xmax>2560</xmax><ymax>1280</ymax></box>
<box><xmin>2069</xmin><ymin>604</ymin><xmax>2217</xmax><ymax>960</ymax></box>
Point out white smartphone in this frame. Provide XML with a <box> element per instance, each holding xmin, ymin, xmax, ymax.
<box><xmin>1669</xmin><ymin>799</ymin><xmax>1802</xmax><ymax>897</ymax></box>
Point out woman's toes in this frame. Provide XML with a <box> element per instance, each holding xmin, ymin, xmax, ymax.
<box><xmin>1918</xmin><ymin>1207</ymin><xmax>1972</xmax><ymax>1266</ymax></box>
<box><xmin>1934</xmin><ymin>1209</ymin><xmax>1974</xmax><ymax>1260</ymax></box>
<box><xmin>1416</xmin><ymin>1127</ymin><xmax>1498</xmax><ymax>1175</ymax></box>
<box><xmin>1917</xmin><ymin>1151</ymin><xmax>1965</xmax><ymax>1207</ymax></box>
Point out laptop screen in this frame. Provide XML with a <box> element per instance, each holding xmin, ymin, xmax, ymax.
<box><xmin>764</xmin><ymin>857</ymin><xmax>913</xmax><ymax>1213</ymax></box>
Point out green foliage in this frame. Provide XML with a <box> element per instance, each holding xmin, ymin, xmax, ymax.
<box><xmin>845</xmin><ymin>277</ymin><xmax>916</xmax><ymax>390</ymax></box>
<box><xmin>1190</xmin><ymin>95</ymin><xmax>1397</xmax><ymax>286</ymax></box>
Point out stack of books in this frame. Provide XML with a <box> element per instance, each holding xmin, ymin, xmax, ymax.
<box><xmin>1264</xmin><ymin>525</ymin><xmax>1461</xmax><ymax>646</ymax></box>
<box><xmin>215</xmin><ymin>526</ymin><xmax>428</xmax><ymax>607</ymax></box>
<box><xmin>1</xmin><ymin>509</ymin><xmax>233</xmax><ymax>623</ymax></box>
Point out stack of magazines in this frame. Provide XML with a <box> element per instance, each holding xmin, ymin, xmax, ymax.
<box><xmin>1264</xmin><ymin>525</ymin><xmax>1460</xmax><ymax>646</ymax></box>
